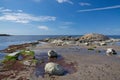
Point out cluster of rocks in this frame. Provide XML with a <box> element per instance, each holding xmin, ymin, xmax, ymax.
<box><xmin>0</xmin><ymin>41</ymin><xmax>39</xmax><ymax>53</ymax></box>
<box><xmin>79</xmin><ymin>33</ymin><xmax>109</xmax><ymax>42</ymax></box>
<box><xmin>37</xmin><ymin>33</ymin><xmax>120</xmax><ymax>50</ymax></box>
<box><xmin>41</xmin><ymin>33</ymin><xmax>118</xmax><ymax>56</ymax></box>
<box><xmin>42</xmin><ymin>33</ymin><xmax>120</xmax><ymax>47</ymax></box>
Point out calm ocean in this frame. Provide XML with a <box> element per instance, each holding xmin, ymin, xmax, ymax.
<box><xmin>0</xmin><ymin>35</ymin><xmax>120</xmax><ymax>50</ymax></box>
<box><xmin>0</xmin><ymin>35</ymin><xmax>60</xmax><ymax>50</ymax></box>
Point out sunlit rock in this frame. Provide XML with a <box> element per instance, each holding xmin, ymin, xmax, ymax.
<box><xmin>106</xmin><ymin>48</ymin><xmax>117</xmax><ymax>56</ymax></box>
<box><xmin>44</xmin><ymin>62</ymin><xmax>65</xmax><ymax>75</ymax></box>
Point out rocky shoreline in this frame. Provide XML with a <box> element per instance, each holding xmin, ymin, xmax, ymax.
<box><xmin>0</xmin><ymin>33</ymin><xmax>120</xmax><ymax>80</ymax></box>
<box><xmin>1</xmin><ymin>33</ymin><xmax>120</xmax><ymax>54</ymax></box>
<box><xmin>0</xmin><ymin>41</ymin><xmax>39</xmax><ymax>53</ymax></box>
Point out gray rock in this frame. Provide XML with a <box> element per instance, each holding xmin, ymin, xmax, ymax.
<box><xmin>100</xmin><ymin>42</ymin><xmax>107</xmax><ymax>46</ymax></box>
<box><xmin>80</xmin><ymin>33</ymin><xmax>109</xmax><ymax>42</ymax></box>
<box><xmin>106</xmin><ymin>48</ymin><xmax>117</xmax><ymax>56</ymax></box>
<box><xmin>48</xmin><ymin>50</ymin><xmax>58</xmax><ymax>58</ymax></box>
<box><xmin>44</xmin><ymin>62</ymin><xmax>65</xmax><ymax>75</ymax></box>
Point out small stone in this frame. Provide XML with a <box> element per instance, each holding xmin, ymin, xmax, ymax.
<box><xmin>84</xmin><ymin>42</ymin><xmax>89</xmax><ymax>46</ymax></box>
<box><xmin>48</xmin><ymin>50</ymin><xmax>58</xmax><ymax>58</ymax></box>
<box><xmin>23</xmin><ymin>60</ymin><xmax>31</xmax><ymax>66</ymax></box>
<box><xmin>100</xmin><ymin>42</ymin><xmax>107</xmax><ymax>46</ymax></box>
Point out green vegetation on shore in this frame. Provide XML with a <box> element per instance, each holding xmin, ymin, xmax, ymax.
<box><xmin>1</xmin><ymin>50</ymin><xmax>35</xmax><ymax>63</ymax></box>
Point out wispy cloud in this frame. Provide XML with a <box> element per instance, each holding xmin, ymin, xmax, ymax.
<box><xmin>56</xmin><ymin>0</ymin><xmax>73</xmax><ymax>4</ymax></box>
<box><xmin>78</xmin><ymin>5</ymin><xmax>120</xmax><ymax>12</ymax></box>
<box><xmin>0</xmin><ymin>7</ymin><xmax>56</xmax><ymax>23</ymax></box>
<box><xmin>79</xmin><ymin>2</ymin><xmax>91</xmax><ymax>6</ymax></box>
<box><xmin>38</xmin><ymin>26</ymin><xmax>49</xmax><ymax>30</ymax></box>
<box><xmin>17</xmin><ymin>10</ymin><xmax>23</xmax><ymax>12</ymax></box>
<box><xmin>0</xmin><ymin>7</ymin><xmax>12</xmax><ymax>12</ymax></box>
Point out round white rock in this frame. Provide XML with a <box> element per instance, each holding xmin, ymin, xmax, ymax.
<box><xmin>44</xmin><ymin>62</ymin><xmax>65</xmax><ymax>75</ymax></box>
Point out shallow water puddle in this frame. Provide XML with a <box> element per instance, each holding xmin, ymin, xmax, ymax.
<box><xmin>34</xmin><ymin>52</ymin><xmax>77</xmax><ymax>78</ymax></box>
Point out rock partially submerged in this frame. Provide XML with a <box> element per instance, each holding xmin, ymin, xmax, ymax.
<box><xmin>106</xmin><ymin>48</ymin><xmax>117</xmax><ymax>56</ymax></box>
<box><xmin>44</xmin><ymin>62</ymin><xmax>65</xmax><ymax>75</ymax></box>
<box><xmin>48</xmin><ymin>50</ymin><xmax>58</xmax><ymax>58</ymax></box>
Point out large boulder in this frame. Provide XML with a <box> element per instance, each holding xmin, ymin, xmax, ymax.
<box><xmin>44</xmin><ymin>62</ymin><xmax>65</xmax><ymax>75</ymax></box>
<box><xmin>80</xmin><ymin>33</ymin><xmax>109</xmax><ymax>42</ymax></box>
<box><xmin>48</xmin><ymin>50</ymin><xmax>58</xmax><ymax>58</ymax></box>
<box><xmin>106</xmin><ymin>48</ymin><xmax>117</xmax><ymax>56</ymax></box>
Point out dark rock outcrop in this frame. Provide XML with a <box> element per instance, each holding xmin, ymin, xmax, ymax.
<box><xmin>0</xmin><ymin>34</ymin><xmax>10</xmax><ymax>36</ymax></box>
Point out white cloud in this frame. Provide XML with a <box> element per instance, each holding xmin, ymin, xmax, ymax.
<box><xmin>56</xmin><ymin>0</ymin><xmax>73</xmax><ymax>4</ymax></box>
<box><xmin>0</xmin><ymin>7</ymin><xmax>56</xmax><ymax>23</ymax></box>
<box><xmin>79</xmin><ymin>2</ymin><xmax>91</xmax><ymax>6</ymax></box>
<box><xmin>78</xmin><ymin>5</ymin><xmax>120</xmax><ymax>12</ymax></box>
<box><xmin>38</xmin><ymin>26</ymin><xmax>49</xmax><ymax>30</ymax></box>
<box><xmin>17</xmin><ymin>10</ymin><xmax>23</xmax><ymax>12</ymax></box>
<box><xmin>0</xmin><ymin>7</ymin><xmax>12</xmax><ymax>12</ymax></box>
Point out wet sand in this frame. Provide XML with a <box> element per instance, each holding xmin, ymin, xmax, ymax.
<box><xmin>28</xmin><ymin>43</ymin><xmax>120</xmax><ymax>80</ymax></box>
<box><xmin>0</xmin><ymin>42</ymin><xmax>120</xmax><ymax>80</ymax></box>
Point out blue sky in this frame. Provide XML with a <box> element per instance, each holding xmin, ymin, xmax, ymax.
<box><xmin>0</xmin><ymin>0</ymin><xmax>120</xmax><ymax>35</ymax></box>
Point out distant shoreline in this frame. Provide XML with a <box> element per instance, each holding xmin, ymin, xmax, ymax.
<box><xmin>0</xmin><ymin>34</ymin><xmax>11</xmax><ymax>36</ymax></box>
